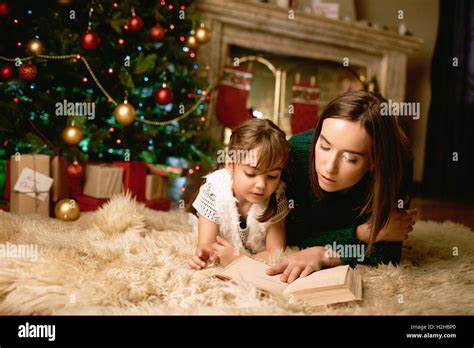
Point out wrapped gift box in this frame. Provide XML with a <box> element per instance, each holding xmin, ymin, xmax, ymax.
<box><xmin>83</xmin><ymin>164</ymin><xmax>123</xmax><ymax>199</ymax></box>
<box><xmin>145</xmin><ymin>174</ymin><xmax>169</xmax><ymax>200</ymax></box>
<box><xmin>112</xmin><ymin>161</ymin><xmax>147</xmax><ymax>202</ymax></box>
<box><xmin>51</xmin><ymin>156</ymin><xmax>70</xmax><ymax>202</ymax></box>
<box><xmin>144</xmin><ymin>197</ymin><xmax>171</xmax><ymax>211</ymax></box>
<box><xmin>10</xmin><ymin>154</ymin><xmax>51</xmax><ymax>216</ymax></box>
<box><xmin>75</xmin><ymin>195</ymin><xmax>109</xmax><ymax>212</ymax></box>
<box><xmin>4</xmin><ymin>159</ymin><xmax>10</xmax><ymax>200</ymax></box>
<box><xmin>0</xmin><ymin>159</ymin><xmax>6</xmax><ymax>199</ymax></box>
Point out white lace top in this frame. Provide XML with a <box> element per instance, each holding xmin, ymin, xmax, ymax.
<box><xmin>191</xmin><ymin>168</ymin><xmax>289</xmax><ymax>254</ymax></box>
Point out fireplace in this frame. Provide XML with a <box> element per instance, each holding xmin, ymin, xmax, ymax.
<box><xmin>196</xmin><ymin>0</ymin><xmax>422</xmax><ymax>141</ymax></box>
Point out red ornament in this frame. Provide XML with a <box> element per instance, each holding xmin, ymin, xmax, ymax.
<box><xmin>154</xmin><ymin>87</ymin><xmax>174</xmax><ymax>105</ymax></box>
<box><xmin>0</xmin><ymin>2</ymin><xmax>10</xmax><ymax>17</ymax></box>
<box><xmin>80</xmin><ymin>31</ymin><xmax>101</xmax><ymax>50</ymax></box>
<box><xmin>0</xmin><ymin>64</ymin><xmax>15</xmax><ymax>81</ymax></box>
<box><xmin>128</xmin><ymin>15</ymin><xmax>144</xmax><ymax>32</ymax></box>
<box><xmin>150</xmin><ymin>24</ymin><xmax>165</xmax><ymax>41</ymax></box>
<box><xmin>67</xmin><ymin>162</ymin><xmax>85</xmax><ymax>179</ymax></box>
<box><xmin>19</xmin><ymin>62</ymin><xmax>37</xmax><ymax>81</ymax></box>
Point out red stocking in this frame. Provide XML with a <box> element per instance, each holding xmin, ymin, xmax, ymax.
<box><xmin>215</xmin><ymin>65</ymin><xmax>254</xmax><ymax>130</ymax></box>
<box><xmin>291</xmin><ymin>82</ymin><xmax>320</xmax><ymax>134</ymax></box>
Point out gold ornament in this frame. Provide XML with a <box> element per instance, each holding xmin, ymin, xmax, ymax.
<box><xmin>26</xmin><ymin>39</ymin><xmax>44</xmax><ymax>55</ymax></box>
<box><xmin>195</xmin><ymin>24</ymin><xmax>211</xmax><ymax>44</ymax></box>
<box><xmin>55</xmin><ymin>198</ymin><xmax>80</xmax><ymax>221</ymax></box>
<box><xmin>114</xmin><ymin>102</ymin><xmax>136</xmax><ymax>125</ymax></box>
<box><xmin>187</xmin><ymin>32</ymin><xmax>199</xmax><ymax>49</ymax></box>
<box><xmin>61</xmin><ymin>124</ymin><xmax>84</xmax><ymax>145</ymax></box>
<box><xmin>57</xmin><ymin>0</ymin><xmax>73</xmax><ymax>6</ymax></box>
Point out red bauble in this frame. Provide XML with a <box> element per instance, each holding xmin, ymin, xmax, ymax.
<box><xmin>67</xmin><ymin>162</ymin><xmax>85</xmax><ymax>179</ymax></box>
<box><xmin>80</xmin><ymin>31</ymin><xmax>101</xmax><ymax>50</ymax></box>
<box><xmin>154</xmin><ymin>87</ymin><xmax>174</xmax><ymax>105</ymax></box>
<box><xmin>128</xmin><ymin>15</ymin><xmax>144</xmax><ymax>32</ymax></box>
<box><xmin>0</xmin><ymin>64</ymin><xmax>15</xmax><ymax>81</ymax></box>
<box><xmin>19</xmin><ymin>63</ymin><xmax>37</xmax><ymax>81</ymax></box>
<box><xmin>0</xmin><ymin>2</ymin><xmax>9</xmax><ymax>17</ymax></box>
<box><xmin>150</xmin><ymin>24</ymin><xmax>165</xmax><ymax>41</ymax></box>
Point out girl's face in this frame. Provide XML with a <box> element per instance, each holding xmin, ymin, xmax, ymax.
<box><xmin>315</xmin><ymin>118</ymin><xmax>373</xmax><ymax>192</ymax></box>
<box><xmin>227</xmin><ymin>146</ymin><xmax>282</xmax><ymax>205</ymax></box>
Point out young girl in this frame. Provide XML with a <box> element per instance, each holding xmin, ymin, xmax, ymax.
<box><xmin>188</xmin><ymin>118</ymin><xmax>290</xmax><ymax>269</ymax></box>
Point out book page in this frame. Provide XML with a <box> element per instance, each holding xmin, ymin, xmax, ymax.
<box><xmin>217</xmin><ymin>256</ymin><xmax>287</xmax><ymax>295</ymax></box>
<box><xmin>283</xmin><ymin>265</ymin><xmax>350</xmax><ymax>295</ymax></box>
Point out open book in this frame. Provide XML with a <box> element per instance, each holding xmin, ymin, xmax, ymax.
<box><xmin>216</xmin><ymin>256</ymin><xmax>362</xmax><ymax>307</ymax></box>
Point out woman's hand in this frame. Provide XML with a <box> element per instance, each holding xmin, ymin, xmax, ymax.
<box><xmin>356</xmin><ymin>209</ymin><xmax>417</xmax><ymax>243</ymax></box>
<box><xmin>188</xmin><ymin>246</ymin><xmax>217</xmax><ymax>270</ymax></box>
<box><xmin>212</xmin><ymin>235</ymin><xmax>242</xmax><ymax>267</ymax></box>
<box><xmin>377</xmin><ymin>209</ymin><xmax>417</xmax><ymax>242</ymax></box>
<box><xmin>265</xmin><ymin>246</ymin><xmax>339</xmax><ymax>283</ymax></box>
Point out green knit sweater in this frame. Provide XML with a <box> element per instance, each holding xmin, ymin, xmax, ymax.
<box><xmin>283</xmin><ymin>130</ymin><xmax>412</xmax><ymax>266</ymax></box>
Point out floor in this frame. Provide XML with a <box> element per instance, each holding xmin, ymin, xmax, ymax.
<box><xmin>411</xmin><ymin>196</ymin><xmax>474</xmax><ymax>229</ymax></box>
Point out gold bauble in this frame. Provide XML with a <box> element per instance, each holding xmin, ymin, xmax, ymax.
<box><xmin>26</xmin><ymin>39</ymin><xmax>44</xmax><ymax>55</ymax></box>
<box><xmin>195</xmin><ymin>24</ymin><xmax>211</xmax><ymax>44</ymax></box>
<box><xmin>55</xmin><ymin>198</ymin><xmax>80</xmax><ymax>221</ymax></box>
<box><xmin>187</xmin><ymin>34</ymin><xmax>199</xmax><ymax>49</ymax></box>
<box><xmin>57</xmin><ymin>0</ymin><xmax>73</xmax><ymax>6</ymax></box>
<box><xmin>61</xmin><ymin>124</ymin><xmax>84</xmax><ymax>145</ymax></box>
<box><xmin>114</xmin><ymin>103</ymin><xmax>136</xmax><ymax>125</ymax></box>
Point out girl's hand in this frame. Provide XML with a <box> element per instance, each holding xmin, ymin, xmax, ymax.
<box><xmin>266</xmin><ymin>246</ymin><xmax>336</xmax><ymax>283</ymax></box>
<box><xmin>212</xmin><ymin>235</ymin><xmax>241</xmax><ymax>267</ymax></box>
<box><xmin>188</xmin><ymin>246</ymin><xmax>217</xmax><ymax>270</ymax></box>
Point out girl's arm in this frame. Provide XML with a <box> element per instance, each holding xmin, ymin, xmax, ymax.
<box><xmin>253</xmin><ymin>218</ymin><xmax>286</xmax><ymax>261</ymax></box>
<box><xmin>188</xmin><ymin>215</ymin><xmax>219</xmax><ymax>270</ymax></box>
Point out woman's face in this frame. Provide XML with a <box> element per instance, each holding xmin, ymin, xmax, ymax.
<box><xmin>315</xmin><ymin>118</ymin><xmax>373</xmax><ymax>192</ymax></box>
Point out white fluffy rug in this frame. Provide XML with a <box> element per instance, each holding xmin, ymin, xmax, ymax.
<box><xmin>0</xmin><ymin>194</ymin><xmax>473</xmax><ymax>315</ymax></box>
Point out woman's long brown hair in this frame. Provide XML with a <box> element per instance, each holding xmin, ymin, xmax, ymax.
<box><xmin>309</xmin><ymin>90</ymin><xmax>411</xmax><ymax>254</ymax></box>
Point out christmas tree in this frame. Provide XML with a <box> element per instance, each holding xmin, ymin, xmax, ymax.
<box><xmin>0</xmin><ymin>0</ymin><xmax>216</xmax><ymax>169</ymax></box>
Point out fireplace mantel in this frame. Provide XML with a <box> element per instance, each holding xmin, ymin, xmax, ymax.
<box><xmin>196</xmin><ymin>0</ymin><xmax>423</xmax><ymax>140</ymax></box>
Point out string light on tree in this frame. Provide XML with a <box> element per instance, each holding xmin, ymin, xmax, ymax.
<box><xmin>0</xmin><ymin>2</ymin><xmax>10</xmax><ymax>17</ymax></box>
<box><xmin>26</xmin><ymin>39</ymin><xmax>44</xmax><ymax>55</ymax></box>
<box><xmin>0</xmin><ymin>64</ymin><xmax>15</xmax><ymax>81</ymax></box>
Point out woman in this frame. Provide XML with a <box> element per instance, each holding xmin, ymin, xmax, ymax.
<box><xmin>267</xmin><ymin>90</ymin><xmax>417</xmax><ymax>283</ymax></box>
